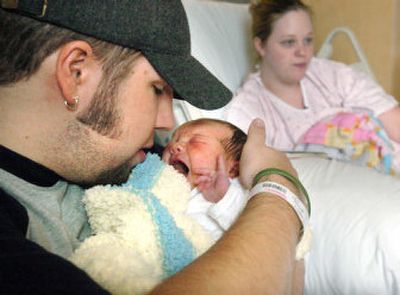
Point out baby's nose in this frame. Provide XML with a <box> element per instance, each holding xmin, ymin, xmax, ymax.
<box><xmin>171</xmin><ymin>142</ymin><xmax>184</xmax><ymax>154</ymax></box>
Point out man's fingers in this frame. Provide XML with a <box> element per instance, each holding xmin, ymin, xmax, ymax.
<box><xmin>246</xmin><ymin>118</ymin><xmax>266</xmax><ymax>147</ymax></box>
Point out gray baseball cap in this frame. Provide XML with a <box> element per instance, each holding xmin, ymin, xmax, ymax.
<box><xmin>1</xmin><ymin>0</ymin><xmax>232</xmax><ymax>110</ymax></box>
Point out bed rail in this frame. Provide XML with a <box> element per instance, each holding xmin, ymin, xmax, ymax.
<box><xmin>316</xmin><ymin>26</ymin><xmax>376</xmax><ymax>80</ymax></box>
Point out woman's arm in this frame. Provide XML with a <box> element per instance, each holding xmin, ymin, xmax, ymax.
<box><xmin>151</xmin><ymin>119</ymin><xmax>304</xmax><ymax>294</ymax></box>
<box><xmin>331</xmin><ymin>61</ymin><xmax>400</xmax><ymax>143</ymax></box>
<box><xmin>378</xmin><ymin>105</ymin><xmax>400</xmax><ymax>143</ymax></box>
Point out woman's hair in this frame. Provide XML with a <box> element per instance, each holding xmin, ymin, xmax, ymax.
<box><xmin>181</xmin><ymin>118</ymin><xmax>247</xmax><ymax>162</ymax></box>
<box><xmin>250</xmin><ymin>0</ymin><xmax>312</xmax><ymax>42</ymax></box>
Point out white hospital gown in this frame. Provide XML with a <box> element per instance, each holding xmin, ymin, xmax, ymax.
<box><xmin>224</xmin><ymin>57</ymin><xmax>398</xmax><ymax>151</ymax></box>
<box><xmin>187</xmin><ymin>178</ymin><xmax>247</xmax><ymax>240</ymax></box>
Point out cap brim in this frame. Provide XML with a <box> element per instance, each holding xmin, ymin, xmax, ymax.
<box><xmin>143</xmin><ymin>51</ymin><xmax>232</xmax><ymax>110</ymax></box>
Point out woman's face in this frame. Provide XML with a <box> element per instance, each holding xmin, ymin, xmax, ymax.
<box><xmin>255</xmin><ymin>9</ymin><xmax>314</xmax><ymax>86</ymax></box>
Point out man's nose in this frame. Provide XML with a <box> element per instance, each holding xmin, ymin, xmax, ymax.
<box><xmin>156</xmin><ymin>96</ymin><xmax>175</xmax><ymax>131</ymax></box>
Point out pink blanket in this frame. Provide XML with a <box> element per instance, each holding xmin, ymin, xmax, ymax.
<box><xmin>295</xmin><ymin>112</ymin><xmax>400</xmax><ymax>175</ymax></box>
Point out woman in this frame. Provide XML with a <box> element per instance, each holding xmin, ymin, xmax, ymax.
<box><xmin>224</xmin><ymin>0</ymin><xmax>400</xmax><ymax>155</ymax></box>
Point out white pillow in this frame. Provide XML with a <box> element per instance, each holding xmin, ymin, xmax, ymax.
<box><xmin>180</xmin><ymin>0</ymin><xmax>254</xmax><ymax>121</ymax></box>
<box><xmin>156</xmin><ymin>0</ymin><xmax>253</xmax><ymax>145</ymax></box>
<box><xmin>292</xmin><ymin>157</ymin><xmax>400</xmax><ymax>294</ymax></box>
<box><xmin>183</xmin><ymin>0</ymin><xmax>252</xmax><ymax>93</ymax></box>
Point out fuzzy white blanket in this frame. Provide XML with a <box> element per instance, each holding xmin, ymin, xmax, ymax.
<box><xmin>70</xmin><ymin>153</ymin><xmax>214</xmax><ymax>295</ymax></box>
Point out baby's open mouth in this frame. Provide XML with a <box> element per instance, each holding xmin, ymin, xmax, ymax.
<box><xmin>171</xmin><ymin>160</ymin><xmax>189</xmax><ymax>176</ymax></box>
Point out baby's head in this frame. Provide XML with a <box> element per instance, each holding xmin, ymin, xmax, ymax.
<box><xmin>162</xmin><ymin>118</ymin><xmax>247</xmax><ymax>188</ymax></box>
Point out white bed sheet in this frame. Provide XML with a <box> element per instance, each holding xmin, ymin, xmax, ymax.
<box><xmin>292</xmin><ymin>157</ymin><xmax>400</xmax><ymax>294</ymax></box>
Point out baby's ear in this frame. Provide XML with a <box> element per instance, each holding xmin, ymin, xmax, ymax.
<box><xmin>228</xmin><ymin>160</ymin><xmax>240</xmax><ymax>178</ymax></box>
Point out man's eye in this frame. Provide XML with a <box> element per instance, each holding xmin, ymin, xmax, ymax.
<box><xmin>153</xmin><ymin>85</ymin><xmax>164</xmax><ymax>96</ymax></box>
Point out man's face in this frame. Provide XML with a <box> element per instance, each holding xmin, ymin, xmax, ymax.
<box><xmin>162</xmin><ymin>122</ymin><xmax>236</xmax><ymax>188</ymax></box>
<box><xmin>69</xmin><ymin>55</ymin><xmax>175</xmax><ymax>186</ymax></box>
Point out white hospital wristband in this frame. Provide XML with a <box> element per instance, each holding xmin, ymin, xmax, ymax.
<box><xmin>249</xmin><ymin>181</ymin><xmax>312</xmax><ymax>260</ymax></box>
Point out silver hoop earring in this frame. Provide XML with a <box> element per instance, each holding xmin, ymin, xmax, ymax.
<box><xmin>64</xmin><ymin>96</ymin><xmax>79</xmax><ymax>111</ymax></box>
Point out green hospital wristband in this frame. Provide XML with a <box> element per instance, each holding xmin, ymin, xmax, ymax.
<box><xmin>252</xmin><ymin>168</ymin><xmax>311</xmax><ymax>215</ymax></box>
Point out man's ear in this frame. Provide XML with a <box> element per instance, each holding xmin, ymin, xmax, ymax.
<box><xmin>253</xmin><ymin>37</ymin><xmax>266</xmax><ymax>57</ymax></box>
<box><xmin>55</xmin><ymin>41</ymin><xmax>94</xmax><ymax>107</ymax></box>
<box><xmin>228</xmin><ymin>160</ymin><xmax>240</xmax><ymax>178</ymax></box>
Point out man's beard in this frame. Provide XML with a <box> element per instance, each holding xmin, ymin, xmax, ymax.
<box><xmin>79</xmin><ymin>160</ymin><xmax>134</xmax><ymax>188</ymax></box>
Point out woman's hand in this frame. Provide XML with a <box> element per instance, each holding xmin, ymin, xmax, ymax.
<box><xmin>379</xmin><ymin>106</ymin><xmax>400</xmax><ymax>143</ymax></box>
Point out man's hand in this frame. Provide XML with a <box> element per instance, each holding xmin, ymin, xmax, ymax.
<box><xmin>193</xmin><ymin>155</ymin><xmax>230</xmax><ymax>203</ymax></box>
<box><xmin>239</xmin><ymin>118</ymin><xmax>298</xmax><ymax>189</ymax></box>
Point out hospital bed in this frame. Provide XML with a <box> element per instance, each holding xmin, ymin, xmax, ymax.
<box><xmin>159</xmin><ymin>1</ymin><xmax>400</xmax><ymax>293</ymax></box>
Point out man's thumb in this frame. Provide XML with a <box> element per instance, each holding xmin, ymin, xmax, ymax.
<box><xmin>246</xmin><ymin>118</ymin><xmax>266</xmax><ymax>145</ymax></box>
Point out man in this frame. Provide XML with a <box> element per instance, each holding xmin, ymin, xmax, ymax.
<box><xmin>0</xmin><ymin>1</ymin><xmax>306</xmax><ymax>294</ymax></box>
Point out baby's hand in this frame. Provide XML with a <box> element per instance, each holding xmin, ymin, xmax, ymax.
<box><xmin>193</xmin><ymin>155</ymin><xmax>230</xmax><ymax>203</ymax></box>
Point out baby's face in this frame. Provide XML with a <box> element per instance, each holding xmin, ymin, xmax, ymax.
<box><xmin>162</xmin><ymin>123</ymin><xmax>234</xmax><ymax>188</ymax></box>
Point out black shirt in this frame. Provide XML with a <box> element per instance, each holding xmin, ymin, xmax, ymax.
<box><xmin>0</xmin><ymin>145</ymin><xmax>110</xmax><ymax>295</ymax></box>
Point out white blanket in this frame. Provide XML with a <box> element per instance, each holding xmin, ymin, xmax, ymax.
<box><xmin>292</xmin><ymin>156</ymin><xmax>400</xmax><ymax>294</ymax></box>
